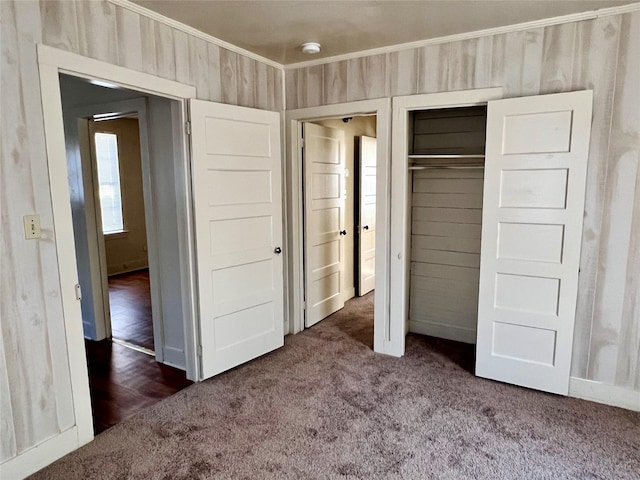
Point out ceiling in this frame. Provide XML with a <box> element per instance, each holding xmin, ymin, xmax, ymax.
<box><xmin>132</xmin><ymin>1</ymin><xmax>635</xmax><ymax>65</ymax></box>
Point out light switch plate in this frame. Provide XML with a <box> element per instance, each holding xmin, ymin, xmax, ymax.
<box><xmin>23</xmin><ymin>215</ymin><xmax>42</xmax><ymax>239</ymax></box>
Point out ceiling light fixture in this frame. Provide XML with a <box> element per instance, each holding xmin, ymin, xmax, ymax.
<box><xmin>301</xmin><ymin>42</ymin><xmax>321</xmax><ymax>55</ymax></box>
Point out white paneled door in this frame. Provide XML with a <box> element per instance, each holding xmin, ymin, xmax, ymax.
<box><xmin>304</xmin><ymin>123</ymin><xmax>347</xmax><ymax>327</ymax></box>
<box><xmin>476</xmin><ymin>91</ymin><xmax>593</xmax><ymax>395</ymax></box>
<box><xmin>190</xmin><ymin>100</ymin><xmax>284</xmax><ymax>379</ymax></box>
<box><xmin>357</xmin><ymin>135</ymin><xmax>377</xmax><ymax>296</ymax></box>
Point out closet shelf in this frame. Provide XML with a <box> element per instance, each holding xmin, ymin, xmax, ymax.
<box><xmin>408</xmin><ymin>154</ymin><xmax>485</xmax><ymax>159</ymax></box>
<box><xmin>409</xmin><ymin>164</ymin><xmax>484</xmax><ymax>170</ymax></box>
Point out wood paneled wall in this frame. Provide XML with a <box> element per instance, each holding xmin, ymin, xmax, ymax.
<box><xmin>287</xmin><ymin>11</ymin><xmax>640</xmax><ymax>392</ymax></box>
<box><xmin>0</xmin><ymin>0</ymin><xmax>282</xmax><ymax>463</ymax></box>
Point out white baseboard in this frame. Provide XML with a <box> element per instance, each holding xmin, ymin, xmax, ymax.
<box><xmin>0</xmin><ymin>427</ymin><xmax>79</xmax><ymax>479</ymax></box>
<box><xmin>409</xmin><ymin>321</ymin><xmax>477</xmax><ymax>344</ymax></box>
<box><xmin>569</xmin><ymin>377</ymin><xmax>640</xmax><ymax>412</ymax></box>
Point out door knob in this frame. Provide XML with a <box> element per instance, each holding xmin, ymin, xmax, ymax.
<box><xmin>363</xmin><ymin>225</ymin><xmax>369</xmax><ymax>230</ymax></box>
<box><xmin>339</xmin><ymin>230</ymin><xmax>347</xmax><ymax>236</ymax></box>
<box><xmin>274</xmin><ymin>247</ymin><xmax>282</xmax><ymax>254</ymax></box>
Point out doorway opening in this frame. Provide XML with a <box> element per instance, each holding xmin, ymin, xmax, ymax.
<box><xmin>59</xmin><ymin>73</ymin><xmax>193</xmax><ymax>433</ymax></box>
<box><xmin>302</xmin><ymin>115</ymin><xmax>377</xmax><ymax>349</ymax></box>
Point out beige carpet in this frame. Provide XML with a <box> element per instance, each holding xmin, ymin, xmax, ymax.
<box><xmin>32</xmin><ymin>293</ymin><xmax>639</xmax><ymax>479</ymax></box>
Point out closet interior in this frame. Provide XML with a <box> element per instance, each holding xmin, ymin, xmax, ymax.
<box><xmin>407</xmin><ymin>105</ymin><xmax>488</xmax><ymax>344</ymax></box>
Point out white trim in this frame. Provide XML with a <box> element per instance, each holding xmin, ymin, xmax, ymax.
<box><xmin>108</xmin><ymin>0</ymin><xmax>283</xmax><ymax>70</ymax></box>
<box><xmin>34</xmin><ymin>44</ymin><xmax>199</xmax><ymax>473</ymax></box>
<box><xmin>0</xmin><ymin>427</ymin><xmax>80</xmax><ymax>479</ymax></box>
<box><xmin>409</xmin><ymin>321</ymin><xmax>477</xmax><ymax>345</ymax></box>
<box><xmin>284</xmin><ymin>99</ymin><xmax>395</xmax><ymax>355</ymax></box>
<box><xmin>284</xmin><ymin>2</ymin><xmax>640</xmax><ymax>70</ymax></box>
<box><xmin>390</xmin><ymin>88</ymin><xmax>504</xmax><ymax>358</ymax></box>
<box><xmin>569</xmin><ymin>377</ymin><xmax>640</xmax><ymax>412</ymax></box>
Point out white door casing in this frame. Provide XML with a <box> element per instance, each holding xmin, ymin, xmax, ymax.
<box><xmin>190</xmin><ymin>100</ymin><xmax>284</xmax><ymax>379</ymax></box>
<box><xmin>358</xmin><ymin>135</ymin><xmax>377</xmax><ymax>296</ymax></box>
<box><xmin>476</xmin><ymin>90</ymin><xmax>593</xmax><ymax>395</ymax></box>
<box><xmin>304</xmin><ymin>123</ymin><xmax>347</xmax><ymax>327</ymax></box>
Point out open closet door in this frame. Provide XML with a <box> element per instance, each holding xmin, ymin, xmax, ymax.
<box><xmin>476</xmin><ymin>91</ymin><xmax>592</xmax><ymax>395</ymax></box>
<box><xmin>190</xmin><ymin>100</ymin><xmax>284</xmax><ymax>379</ymax></box>
<box><xmin>304</xmin><ymin>123</ymin><xmax>346</xmax><ymax>327</ymax></box>
<box><xmin>357</xmin><ymin>135</ymin><xmax>377</xmax><ymax>296</ymax></box>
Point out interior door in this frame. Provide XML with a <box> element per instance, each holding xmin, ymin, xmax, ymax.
<box><xmin>357</xmin><ymin>135</ymin><xmax>377</xmax><ymax>296</ymax></box>
<box><xmin>190</xmin><ymin>100</ymin><xmax>284</xmax><ymax>379</ymax></box>
<box><xmin>476</xmin><ymin>90</ymin><xmax>593</xmax><ymax>395</ymax></box>
<box><xmin>304</xmin><ymin>123</ymin><xmax>346</xmax><ymax>327</ymax></box>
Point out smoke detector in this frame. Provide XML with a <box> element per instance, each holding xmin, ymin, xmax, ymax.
<box><xmin>301</xmin><ymin>42</ymin><xmax>321</xmax><ymax>55</ymax></box>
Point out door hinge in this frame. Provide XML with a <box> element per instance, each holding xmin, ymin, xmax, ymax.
<box><xmin>185</xmin><ymin>121</ymin><xmax>192</xmax><ymax>135</ymax></box>
<box><xmin>300</xmin><ymin>138</ymin><xmax>304</xmax><ymax>148</ymax></box>
<box><xmin>74</xmin><ymin>284</ymin><xmax>82</xmax><ymax>301</ymax></box>
<box><xmin>302</xmin><ymin>301</ymin><xmax>306</xmax><ymax>310</ymax></box>
<box><xmin>197</xmin><ymin>344</ymin><xmax>202</xmax><ymax>356</ymax></box>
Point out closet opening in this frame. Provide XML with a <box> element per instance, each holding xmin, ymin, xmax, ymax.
<box><xmin>302</xmin><ymin>115</ymin><xmax>378</xmax><ymax>349</ymax></box>
<box><xmin>406</xmin><ymin>105</ymin><xmax>487</xmax><ymax>370</ymax></box>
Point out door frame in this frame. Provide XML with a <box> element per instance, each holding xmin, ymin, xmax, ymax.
<box><xmin>390</xmin><ymin>88</ymin><xmax>504</xmax><ymax>356</ymax></box>
<box><xmin>285</xmin><ymin>99</ymin><xmax>396</xmax><ymax>355</ymax></box>
<box><xmin>37</xmin><ymin>45</ymin><xmax>198</xmax><ymax>453</ymax></box>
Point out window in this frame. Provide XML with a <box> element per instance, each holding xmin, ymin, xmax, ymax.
<box><xmin>94</xmin><ymin>132</ymin><xmax>124</xmax><ymax>234</ymax></box>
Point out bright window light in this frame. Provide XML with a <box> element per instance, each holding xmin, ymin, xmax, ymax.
<box><xmin>94</xmin><ymin>132</ymin><xmax>124</xmax><ymax>234</ymax></box>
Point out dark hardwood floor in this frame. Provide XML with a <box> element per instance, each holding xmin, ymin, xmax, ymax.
<box><xmin>108</xmin><ymin>269</ymin><xmax>154</xmax><ymax>350</ymax></box>
<box><xmin>85</xmin><ymin>341</ymin><xmax>192</xmax><ymax>434</ymax></box>
<box><xmin>86</xmin><ymin>269</ymin><xmax>192</xmax><ymax>435</ymax></box>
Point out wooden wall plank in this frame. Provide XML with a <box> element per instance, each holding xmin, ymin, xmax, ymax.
<box><xmin>323</xmin><ymin>60</ymin><xmax>347</xmax><ymax>104</ymax></box>
<box><xmin>115</xmin><ymin>5</ymin><xmax>143</xmax><ymax>71</ymax></box>
<box><xmin>75</xmin><ymin>0</ymin><xmax>117</xmax><ymax>64</ymax></box>
<box><xmin>448</xmin><ymin>39</ymin><xmax>476</xmax><ymax>91</ymax></box>
<box><xmin>365</xmin><ymin>53</ymin><xmax>388</xmax><ymax>99</ymax></box>
<box><xmin>590</xmin><ymin>11</ymin><xmax>640</xmax><ymax>387</ymax></box>
<box><xmin>347</xmin><ymin>57</ymin><xmax>367</xmax><ymax>101</ymax></box>
<box><xmin>139</xmin><ymin>15</ymin><xmax>157</xmax><ymax>76</ymax></box>
<box><xmin>489</xmin><ymin>33</ymin><xmax>506</xmax><ymax>88</ymax></box>
<box><xmin>187</xmin><ymin>35</ymin><xmax>210</xmax><ymax>101</ymax></box>
<box><xmin>285</xmin><ymin>69</ymin><xmax>297</xmax><ymax>109</ymax></box>
<box><xmin>237</xmin><ymin>54</ymin><xmax>256</xmax><ymax>107</ymax></box>
<box><xmin>304</xmin><ymin>64</ymin><xmax>324</xmax><ymax>108</ymax></box>
<box><xmin>207</xmin><ymin>43</ymin><xmax>222</xmax><ymax>102</ymax></box>
<box><xmin>220</xmin><ymin>48</ymin><xmax>238</xmax><ymax>105</ymax></box>
<box><xmin>40</xmin><ymin>0</ymin><xmax>79</xmax><ymax>53</ymax></box>
<box><xmin>389</xmin><ymin>49</ymin><xmax>418</xmax><ymax>97</ymax></box>
<box><xmin>0</xmin><ymin>331</ymin><xmax>17</xmax><ymax>462</ymax></box>
<box><xmin>473</xmin><ymin>36</ymin><xmax>493</xmax><ymax>89</ymax></box>
<box><xmin>173</xmin><ymin>29</ymin><xmax>191</xmax><ymax>86</ymax></box>
<box><xmin>570</xmin><ymin>15</ymin><xmax>622</xmax><ymax>379</ymax></box>
<box><xmin>417</xmin><ymin>43</ymin><xmax>449</xmax><ymax>94</ymax></box>
<box><xmin>1</xmin><ymin>0</ymin><xmax>64</xmax><ymax>454</ymax></box>
<box><xmin>540</xmin><ymin>22</ymin><xmax>577</xmax><ymax>93</ymax></box>
<box><xmin>503</xmin><ymin>28</ymin><xmax>544</xmax><ymax>96</ymax></box>
<box><xmin>154</xmin><ymin>22</ymin><xmax>176</xmax><ymax>81</ymax></box>
<box><xmin>255</xmin><ymin>61</ymin><xmax>269</xmax><ymax>110</ymax></box>
<box><xmin>268</xmin><ymin>66</ymin><xmax>280</xmax><ymax>112</ymax></box>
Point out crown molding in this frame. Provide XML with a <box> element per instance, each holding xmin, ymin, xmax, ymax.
<box><xmin>284</xmin><ymin>2</ymin><xmax>640</xmax><ymax>70</ymax></box>
<box><xmin>107</xmin><ymin>0</ymin><xmax>284</xmax><ymax>70</ymax></box>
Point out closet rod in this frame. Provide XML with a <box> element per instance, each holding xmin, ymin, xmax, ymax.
<box><xmin>409</xmin><ymin>165</ymin><xmax>484</xmax><ymax>170</ymax></box>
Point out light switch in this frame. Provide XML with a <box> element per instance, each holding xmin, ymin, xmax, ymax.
<box><xmin>23</xmin><ymin>215</ymin><xmax>42</xmax><ymax>239</ymax></box>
